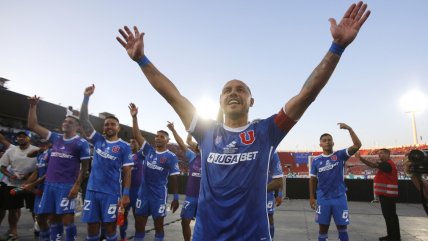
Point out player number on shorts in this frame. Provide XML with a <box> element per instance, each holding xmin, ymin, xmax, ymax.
<box><xmin>108</xmin><ymin>204</ymin><xmax>117</xmax><ymax>215</ymax></box>
<box><xmin>316</xmin><ymin>205</ymin><xmax>321</xmax><ymax>214</ymax></box>
<box><xmin>60</xmin><ymin>198</ymin><xmax>69</xmax><ymax>208</ymax></box>
<box><xmin>158</xmin><ymin>204</ymin><xmax>166</xmax><ymax>214</ymax></box>
<box><xmin>136</xmin><ymin>199</ymin><xmax>142</xmax><ymax>208</ymax></box>
<box><xmin>342</xmin><ymin>210</ymin><xmax>349</xmax><ymax>219</ymax></box>
<box><xmin>183</xmin><ymin>201</ymin><xmax>190</xmax><ymax>209</ymax></box>
<box><xmin>84</xmin><ymin>200</ymin><xmax>91</xmax><ymax>210</ymax></box>
<box><xmin>267</xmin><ymin>201</ymin><xmax>273</xmax><ymax>209</ymax></box>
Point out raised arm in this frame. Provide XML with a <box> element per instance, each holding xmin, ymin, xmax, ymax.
<box><xmin>0</xmin><ymin>132</ymin><xmax>11</xmax><ymax>149</ymax></box>
<box><xmin>128</xmin><ymin>103</ymin><xmax>145</xmax><ymax>146</ymax></box>
<box><xmin>284</xmin><ymin>2</ymin><xmax>370</xmax><ymax>121</ymax></box>
<box><xmin>338</xmin><ymin>123</ymin><xmax>362</xmax><ymax>155</ymax></box>
<box><xmin>167</xmin><ymin>121</ymin><xmax>187</xmax><ymax>153</ymax></box>
<box><xmin>117</xmin><ymin>26</ymin><xmax>196</xmax><ymax>129</ymax></box>
<box><xmin>355</xmin><ymin>152</ymin><xmax>378</xmax><ymax>168</ymax></box>
<box><xmin>79</xmin><ymin>85</ymin><xmax>96</xmax><ymax>137</ymax></box>
<box><xmin>186</xmin><ymin>134</ymin><xmax>198</xmax><ymax>151</ymax></box>
<box><xmin>27</xmin><ymin>96</ymin><xmax>50</xmax><ymax>139</ymax></box>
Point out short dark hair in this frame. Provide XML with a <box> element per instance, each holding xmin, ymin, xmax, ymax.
<box><xmin>157</xmin><ymin>130</ymin><xmax>169</xmax><ymax>138</ymax></box>
<box><xmin>379</xmin><ymin>148</ymin><xmax>390</xmax><ymax>154</ymax></box>
<box><xmin>319</xmin><ymin>133</ymin><xmax>332</xmax><ymax>140</ymax></box>
<box><xmin>105</xmin><ymin>115</ymin><xmax>120</xmax><ymax>123</ymax></box>
<box><xmin>66</xmin><ymin>115</ymin><xmax>80</xmax><ymax>124</ymax></box>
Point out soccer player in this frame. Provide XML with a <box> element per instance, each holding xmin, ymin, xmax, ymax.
<box><xmin>267</xmin><ymin>152</ymin><xmax>284</xmax><ymax>239</ymax></box>
<box><xmin>79</xmin><ymin>85</ymin><xmax>133</xmax><ymax>241</ymax></box>
<box><xmin>166</xmin><ymin>121</ymin><xmax>201</xmax><ymax>241</ymax></box>
<box><xmin>117</xmin><ymin>2</ymin><xmax>370</xmax><ymax>240</ymax></box>
<box><xmin>23</xmin><ymin>139</ymin><xmax>52</xmax><ymax>240</ymax></box>
<box><xmin>129</xmin><ymin>103</ymin><xmax>179</xmax><ymax>241</ymax></box>
<box><xmin>27</xmin><ymin>96</ymin><xmax>91</xmax><ymax>241</ymax></box>
<box><xmin>309</xmin><ymin>123</ymin><xmax>361</xmax><ymax>241</ymax></box>
<box><xmin>118</xmin><ymin>137</ymin><xmax>144</xmax><ymax>241</ymax></box>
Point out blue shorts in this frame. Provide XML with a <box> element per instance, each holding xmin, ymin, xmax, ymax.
<box><xmin>180</xmin><ymin>196</ymin><xmax>198</xmax><ymax>219</ymax></box>
<box><xmin>315</xmin><ymin>195</ymin><xmax>349</xmax><ymax>225</ymax></box>
<box><xmin>267</xmin><ymin>192</ymin><xmax>275</xmax><ymax>215</ymax></box>
<box><xmin>34</xmin><ymin>195</ymin><xmax>43</xmax><ymax>215</ymax></box>
<box><xmin>135</xmin><ymin>197</ymin><xmax>166</xmax><ymax>219</ymax></box>
<box><xmin>81</xmin><ymin>190</ymin><xmax>120</xmax><ymax>223</ymax></box>
<box><xmin>38</xmin><ymin>183</ymin><xmax>76</xmax><ymax>215</ymax></box>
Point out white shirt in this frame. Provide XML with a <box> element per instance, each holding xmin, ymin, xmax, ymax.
<box><xmin>0</xmin><ymin>144</ymin><xmax>38</xmax><ymax>186</ymax></box>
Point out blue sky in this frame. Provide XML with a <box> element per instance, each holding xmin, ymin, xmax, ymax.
<box><xmin>1</xmin><ymin>1</ymin><xmax>427</xmax><ymax>151</ymax></box>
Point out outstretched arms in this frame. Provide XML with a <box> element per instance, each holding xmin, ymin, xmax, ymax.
<box><xmin>338</xmin><ymin>123</ymin><xmax>362</xmax><ymax>156</ymax></box>
<box><xmin>284</xmin><ymin>2</ymin><xmax>370</xmax><ymax>121</ymax></box>
<box><xmin>355</xmin><ymin>152</ymin><xmax>378</xmax><ymax>169</ymax></box>
<box><xmin>117</xmin><ymin>26</ymin><xmax>196</xmax><ymax>129</ymax></box>
<box><xmin>27</xmin><ymin>96</ymin><xmax>50</xmax><ymax>139</ymax></box>
<box><xmin>128</xmin><ymin>103</ymin><xmax>145</xmax><ymax>146</ymax></box>
<box><xmin>79</xmin><ymin>85</ymin><xmax>96</xmax><ymax>137</ymax></box>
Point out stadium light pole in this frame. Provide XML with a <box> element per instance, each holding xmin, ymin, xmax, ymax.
<box><xmin>400</xmin><ymin>90</ymin><xmax>427</xmax><ymax>145</ymax></box>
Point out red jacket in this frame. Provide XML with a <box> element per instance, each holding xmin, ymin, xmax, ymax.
<box><xmin>374</xmin><ymin>159</ymin><xmax>398</xmax><ymax>197</ymax></box>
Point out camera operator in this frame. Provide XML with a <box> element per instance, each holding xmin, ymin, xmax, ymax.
<box><xmin>404</xmin><ymin>157</ymin><xmax>428</xmax><ymax>199</ymax></box>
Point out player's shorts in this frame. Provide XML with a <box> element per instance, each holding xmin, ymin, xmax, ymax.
<box><xmin>38</xmin><ymin>182</ymin><xmax>76</xmax><ymax>215</ymax></box>
<box><xmin>34</xmin><ymin>195</ymin><xmax>43</xmax><ymax>215</ymax></box>
<box><xmin>0</xmin><ymin>186</ymin><xmax>24</xmax><ymax>210</ymax></box>
<box><xmin>81</xmin><ymin>190</ymin><xmax>120</xmax><ymax>223</ymax></box>
<box><xmin>267</xmin><ymin>192</ymin><xmax>275</xmax><ymax>215</ymax></box>
<box><xmin>135</xmin><ymin>197</ymin><xmax>166</xmax><ymax>219</ymax></box>
<box><xmin>315</xmin><ymin>195</ymin><xmax>349</xmax><ymax>226</ymax></box>
<box><xmin>180</xmin><ymin>196</ymin><xmax>198</xmax><ymax>219</ymax></box>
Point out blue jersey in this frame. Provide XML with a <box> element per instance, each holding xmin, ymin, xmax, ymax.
<box><xmin>189</xmin><ymin>109</ymin><xmax>296</xmax><ymax>241</ymax></box>
<box><xmin>36</xmin><ymin>148</ymin><xmax>50</xmax><ymax>192</ymax></box>
<box><xmin>137</xmin><ymin>141</ymin><xmax>180</xmax><ymax>200</ymax></box>
<box><xmin>130</xmin><ymin>153</ymin><xmax>144</xmax><ymax>188</ymax></box>
<box><xmin>46</xmin><ymin>132</ymin><xmax>90</xmax><ymax>183</ymax></box>
<box><xmin>184</xmin><ymin>150</ymin><xmax>201</xmax><ymax>197</ymax></box>
<box><xmin>268</xmin><ymin>152</ymin><xmax>283</xmax><ymax>193</ymax></box>
<box><xmin>310</xmin><ymin>148</ymin><xmax>350</xmax><ymax>199</ymax></box>
<box><xmin>88</xmin><ymin>131</ymin><xmax>133</xmax><ymax>195</ymax></box>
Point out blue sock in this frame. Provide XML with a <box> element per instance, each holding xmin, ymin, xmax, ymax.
<box><xmin>270</xmin><ymin>224</ymin><xmax>275</xmax><ymax>238</ymax></box>
<box><xmin>86</xmin><ymin>234</ymin><xmax>100</xmax><ymax>241</ymax></box>
<box><xmin>154</xmin><ymin>233</ymin><xmax>164</xmax><ymax>241</ymax></box>
<box><xmin>50</xmin><ymin>223</ymin><xmax>62</xmax><ymax>241</ymax></box>
<box><xmin>119</xmin><ymin>218</ymin><xmax>128</xmax><ymax>239</ymax></box>
<box><xmin>318</xmin><ymin>233</ymin><xmax>328</xmax><ymax>241</ymax></box>
<box><xmin>106</xmin><ymin>232</ymin><xmax>118</xmax><ymax>241</ymax></box>
<box><xmin>65</xmin><ymin>224</ymin><xmax>77</xmax><ymax>241</ymax></box>
<box><xmin>134</xmin><ymin>232</ymin><xmax>145</xmax><ymax>241</ymax></box>
<box><xmin>338</xmin><ymin>228</ymin><xmax>349</xmax><ymax>241</ymax></box>
<box><xmin>39</xmin><ymin>228</ymin><xmax>50</xmax><ymax>241</ymax></box>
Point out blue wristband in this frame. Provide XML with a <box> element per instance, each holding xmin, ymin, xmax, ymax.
<box><xmin>173</xmin><ymin>193</ymin><xmax>179</xmax><ymax>200</ymax></box>
<box><xmin>329</xmin><ymin>42</ymin><xmax>345</xmax><ymax>56</ymax></box>
<box><xmin>136</xmin><ymin>56</ymin><xmax>151</xmax><ymax>67</ymax></box>
<box><xmin>123</xmin><ymin>188</ymin><xmax>130</xmax><ymax>196</ymax></box>
<box><xmin>278</xmin><ymin>191</ymin><xmax>283</xmax><ymax>197</ymax></box>
<box><xmin>83</xmin><ymin>95</ymin><xmax>90</xmax><ymax>105</ymax></box>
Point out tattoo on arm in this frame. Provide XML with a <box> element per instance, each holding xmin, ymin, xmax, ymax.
<box><xmin>79</xmin><ymin>102</ymin><xmax>95</xmax><ymax>136</ymax></box>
